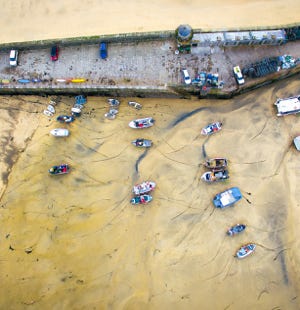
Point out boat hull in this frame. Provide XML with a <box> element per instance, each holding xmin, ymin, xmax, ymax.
<box><xmin>129</xmin><ymin>117</ymin><xmax>154</xmax><ymax>129</ymax></box>
<box><xmin>204</xmin><ymin>158</ymin><xmax>228</xmax><ymax>170</ymax></box>
<box><xmin>201</xmin><ymin>122</ymin><xmax>222</xmax><ymax>135</ymax></box>
<box><xmin>213</xmin><ymin>187</ymin><xmax>242</xmax><ymax>208</ymax></box>
<box><xmin>227</xmin><ymin>224</ymin><xmax>246</xmax><ymax>236</ymax></box>
<box><xmin>132</xmin><ymin>139</ymin><xmax>152</xmax><ymax>148</ymax></box>
<box><xmin>130</xmin><ymin>195</ymin><xmax>153</xmax><ymax>205</ymax></box>
<box><xmin>201</xmin><ymin>169</ymin><xmax>229</xmax><ymax>182</ymax></box>
<box><xmin>50</xmin><ymin>128</ymin><xmax>69</xmax><ymax>137</ymax></box>
<box><xmin>133</xmin><ymin>181</ymin><xmax>156</xmax><ymax>195</ymax></box>
<box><xmin>235</xmin><ymin>243</ymin><xmax>256</xmax><ymax>259</ymax></box>
<box><xmin>49</xmin><ymin>164</ymin><xmax>70</xmax><ymax>175</ymax></box>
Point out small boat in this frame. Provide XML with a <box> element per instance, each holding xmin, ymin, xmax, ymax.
<box><xmin>133</xmin><ymin>181</ymin><xmax>156</xmax><ymax>195</ymax></box>
<box><xmin>71</xmin><ymin>78</ymin><xmax>86</xmax><ymax>83</ymax></box>
<box><xmin>131</xmin><ymin>138</ymin><xmax>152</xmax><ymax>148</ymax></box>
<box><xmin>43</xmin><ymin>110</ymin><xmax>53</xmax><ymax>117</ymax></box>
<box><xmin>71</xmin><ymin>107</ymin><xmax>81</xmax><ymax>117</ymax></box>
<box><xmin>130</xmin><ymin>194</ymin><xmax>153</xmax><ymax>205</ymax></box>
<box><xmin>274</xmin><ymin>95</ymin><xmax>300</xmax><ymax>116</ymax></box>
<box><xmin>75</xmin><ymin>95</ymin><xmax>87</xmax><ymax>105</ymax></box>
<box><xmin>47</xmin><ymin>104</ymin><xmax>55</xmax><ymax>114</ymax></box>
<box><xmin>108</xmin><ymin>98</ymin><xmax>120</xmax><ymax>107</ymax></box>
<box><xmin>227</xmin><ymin>224</ymin><xmax>246</xmax><ymax>236</ymax></box>
<box><xmin>31</xmin><ymin>78</ymin><xmax>42</xmax><ymax>83</ymax></box>
<box><xmin>128</xmin><ymin>101</ymin><xmax>142</xmax><ymax>110</ymax></box>
<box><xmin>235</xmin><ymin>243</ymin><xmax>256</xmax><ymax>259</ymax></box>
<box><xmin>294</xmin><ymin>136</ymin><xmax>300</xmax><ymax>151</ymax></box>
<box><xmin>201</xmin><ymin>122</ymin><xmax>222</xmax><ymax>135</ymax></box>
<box><xmin>56</xmin><ymin>115</ymin><xmax>75</xmax><ymax>123</ymax></box>
<box><xmin>50</xmin><ymin>128</ymin><xmax>69</xmax><ymax>137</ymax></box>
<box><xmin>203</xmin><ymin>158</ymin><xmax>228</xmax><ymax>170</ymax></box>
<box><xmin>48</xmin><ymin>164</ymin><xmax>70</xmax><ymax>175</ymax></box>
<box><xmin>18</xmin><ymin>79</ymin><xmax>31</xmax><ymax>84</ymax></box>
<box><xmin>201</xmin><ymin>169</ymin><xmax>229</xmax><ymax>182</ymax></box>
<box><xmin>1</xmin><ymin>79</ymin><xmax>10</xmax><ymax>84</ymax></box>
<box><xmin>213</xmin><ymin>187</ymin><xmax>242</xmax><ymax>209</ymax></box>
<box><xmin>129</xmin><ymin>117</ymin><xmax>154</xmax><ymax>129</ymax></box>
<box><xmin>56</xmin><ymin>79</ymin><xmax>67</xmax><ymax>83</ymax></box>
<box><xmin>105</xmin><ymin>112</ymin><xmax>116</xmax><ymax>120</ymax></box>
<box><xmin>73</xmin><ymin>104</ymin><xmax>84</xmax><ymax>110</ymax></box>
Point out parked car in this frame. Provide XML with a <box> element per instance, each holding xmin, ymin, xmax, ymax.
<box><xmin>100</xmin><ymin>42</ymin><xmax>107</xmax><ymax>59</ymax></box>
<box><xmin>233</xmin><ymin>65</ymin><xmax>245</xmax><ymax>85</ymax></box>
<box><xmin>182</xmin><ymin>69</ymin><xmax>191</xmax><ymax>85</ymax></box>
<box><xmin>51</xmin><ymin>45</ymin><xmax>59</xmax><ymax>61</ymax></box>
<box><xmin>9</xmin><ymin>50</ymin><xmax>18</xmax><ymax>66</ymax></box>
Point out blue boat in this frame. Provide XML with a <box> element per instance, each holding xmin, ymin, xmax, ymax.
<box><xmin>57</xmin><ymin>115</ymin><xmax>75</xmax><ymax>123</ymax></box>
<box><xmin>235</xmin><ymin>243</ymin><xmax>256</xmax><ymax>259</ymax></box>
<box><xmin>227</xmin><ymin>224</ymin><xmax>246</xmax><ymax>236</ymax></box>
<box><xmin>213</xmin><ymin>187</ymin><xmax>242</xmax><ymax>208</ymax></box>
<box><xmin>130</xmin><ymin>194</ymin><xmax>152</xmax><ymax>205</ymax></box>
<box><xmin>18</xmin><ymin>79</ymin><xmax>31</xmax><ymax>84</ymax></box>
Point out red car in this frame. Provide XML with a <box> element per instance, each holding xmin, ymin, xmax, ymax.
<box><xmin>51</xmin><ymin>45</ymin><xmax>59</xmax><ymax>61</ymax></box>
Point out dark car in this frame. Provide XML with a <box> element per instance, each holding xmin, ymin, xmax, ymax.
<box><xmin>100</xmin><ymin>42</ymin><xmax>107</xmax><ymax>59</ymax></box>
<box><xmin>51</xmin><ymin>45</ymin><xmax>59</xmax><ymax>61</ymax></box>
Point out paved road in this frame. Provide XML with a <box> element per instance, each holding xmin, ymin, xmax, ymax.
<box><xmin>0</xmin><ymin>39</ymin><xmax>299</xmax><ymax>92</ymax></box>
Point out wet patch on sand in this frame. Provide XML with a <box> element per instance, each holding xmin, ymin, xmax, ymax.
<box><xmin>170</xmin><ymin>107</ymin><xmax>208</xmax><ymax>128</ymax></box>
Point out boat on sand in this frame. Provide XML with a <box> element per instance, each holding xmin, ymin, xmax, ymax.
<box><xmin>201</xmin><ymin>169</ymin><xmax>229</xmax><ymax>182</ymax></box>
<box><xmin>227</xmin><ymin>224</ymin><xmax>246</xmax><ymax>236</ymax></box>
<box><xmin>201</xmin><ymin>121</ymin><xmax>222</xmax><ymax>135</ymax></box>
<box><xmin>129</xmin><ymin>117</ymin><xmax>154</xmax><ymax>129</ymax></box>
<box><xmin>213</xmin><ymin>187</ymin><xmax>242</xmax><ymax>209</ymax></box>
<box><xmin>131</xmin><ymin>138</ymin><xmax>152</xmax><ymax>148</ymax></box>
<box><xmin>128</xmin><ymin>101</ymin><xmax>142</xmax><ymax>110</ymax></box>
<box><xmin>203</xmin><ymin>158</ymin><xmax>228</xmax><ymax>170</ymax></box>
<box><xmin>57</xmin><ymin>115</ymin><xmax>74</xmax><ymax>123</ymax></box>
<box><xmin>49</xmin><ymin>164</ymin><xmax>70</xmax><ymax>175</ymax></box>
<box><xmin>50</xmin><ymin>128</ymin><xmax>69</xmax><ymax>137</ymax></box>
<box><xmin>133</xmin><ymin>181</ymin><xmax>156</xmax><ymax>195</ymax></box>
<box><xmin>235</xmin><ymin>243</ymin><xmax>256</xmax><ymax>259</ymax></box>
<box><xmin>130</xmin><ymin>194</ymin><xmax>152</xmax><ymax>205</ymax></box>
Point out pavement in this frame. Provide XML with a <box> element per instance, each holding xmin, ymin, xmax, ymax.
<box><xmin>0</xmin><ymin>39</ymin><xmax>300</xmax><ymax>93</ymax></box>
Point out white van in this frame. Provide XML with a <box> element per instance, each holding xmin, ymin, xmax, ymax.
<box><xmin>9</xmin><ymin>50</ymin><xmax>18</xmax><ymax>66</ymax></box>
<box><xmin>182</xmin><ymin>69</ymin><xmax>191</xmax><ymax>85</ymax></box>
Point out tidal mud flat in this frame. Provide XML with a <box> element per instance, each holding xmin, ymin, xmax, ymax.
<box><xmin>0</xmin><ymin>74</ymin><xmax>300</xmax><ymax>308</ymax></box>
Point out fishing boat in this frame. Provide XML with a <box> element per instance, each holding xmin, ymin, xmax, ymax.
<box><xmin>131</xmin><ymin>138</ymin><xmax>152</xmax><ymax>148</ymax></box>
<box><xmin>18</xmin><ymin>79</ymin><xmax>31</xmax><ymax>84</ymax></box>
<box><xmin>108</xmin><ymin>98</ymin><xmax>120</xmax><ymax>107</ymax></box>
<box><xmin>294</xmin><ymin>136</ymin><xmax>300</xmax><ymax>151</ymax></box>
<box><xmin>130</xmin><ymin>194</ymin><xmax>153</xmax><ymax>205</ymax></box>
<box><xmin>129</xmin><ymin>117</ymin><xmax>154</xmax><ymax>129</ymax></box>
<box><xmin>227</xmin><ymin>224</ymin><xmax>246</xmax><ymax>236</ymax></box>
<box><xmin>43</xmin><ymin>110</ymin><xmax>53</xmax><ymax>117</ymax></box>
<box><xmin>47</xmin><ymin>104</ymin><xmax>56</xmax><ymax>114</ymax></box>
<box><xmin>56</xmin><ymin>115</ymin><xmax>74</xmax><ymax>123</ymax></box>
<box><xmin>201</xmin><ymin>169</ymin><xmax>229</xmax><ymax>183</ymax></box>
<box><xmin>105</xmin><ymin>108</ymin><xmax>118</xmax><ymax>120</ymax></box>
<box><xmin>274</xmin><ymin>95</ymin><xmax>300</xmax><ymax>116</ymax></box>
<box><xmin>50</xmin><ymin>128</ymin><xmax>69</xmax><ymax>137</ymax></box>
<box><xmin>133</xmin><ymin>181</ymin><xmax>156</xmax><ymax>195</ymax></box>
<box><xmin>201</xmin><ymin>121</ymin><xmax>222</xmax><ymax>135</ymax></box>
<box><xmin>235</xmin><ymin>243</ymin><xmax>256</xmax><ymax>259</ymax></box>
<box><xmin>203</xmin><ymin>158</ymin><xmax>228</xmax><ymax>170</ymax></box>
<box><xmin>128</xmin><ymin>101</ymin><xmax>142</xmax><ymax>110</ymax></box>
<box><xmin>75</xmin><ymin>95</ymin><xmax>87</xmax><ymax>105</ymax></box>
<box><xmin>71</xmin><ymin>78</ymin><xmax>86</xmax><ymax>83</ymax></box>
<box><xmin>213</xmin><ymin>187</ymin><xmax>242</xmax><ymax>209</ymax></box>
<box><xmin>71</xmin><ymin>107</ymin><xmax>81</xmax><ymax>117</ymax></box>
<box><xmin>48</xmin><ymin>164</ymin><xmax>70</xmax><ymax>175</ymax></box>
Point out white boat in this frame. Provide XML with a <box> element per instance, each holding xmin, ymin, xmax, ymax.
<box><xmin>294</xmin><ymin>136</ymin><xmax>300</xmax><ymax>151</ymax></box>
<box><xmin>133</xmin><ymin>181</ymin><xmax>156</xmax><ymax>195</ymax></box>
<box><xmin>47</xmin><ymin>104</ymin><xmax>55</xmax><ymax>114</ymax></box>
<box><xmin>128</xmin><ymin>101</ymin><xmax>142</xmax><ymax>110</ymax></box>
<box><xmin>274</xmin><ymin>95</ymin><xmax>300</xmax><ymax>116</ymax></box>
<box><xmin>50</xmin><ymin>128</ymin><xmax>69</xmax><ymax>137</ymax></box>
<box><xmin>43</xmin><ymin>110</ymin><xmax>53</xmax><ymax>117</ymax></box>
<box><xmin>129</xmin><ymin>117</ymin><xmax>154</xmax><ymax>129</ymax></box>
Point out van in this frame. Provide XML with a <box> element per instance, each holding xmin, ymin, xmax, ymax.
<box><xmin>182</xmin><ymin>69</ymin><xmax>191</xmax><ymax>85</ymax></box>
<box><xmin>9</xmin><ymin>50</ymin><xmax>18</xmax><ymax>66</ymax></box>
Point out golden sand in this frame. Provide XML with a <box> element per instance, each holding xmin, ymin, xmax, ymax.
<box><xmin>0</xmin><ymin>75</ymin><xmax>300</xmax><ymax>308</ymax></box>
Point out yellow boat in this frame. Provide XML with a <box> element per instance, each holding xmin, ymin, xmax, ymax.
<box><xmin>1</xmin><ymin>79</ymin><xmax>10</xmax><ymax>84</ymax></box>
<box><xmin>71</xmin><ymin>78</ymin><xmax>86</xmax><ymax>83</ymax></box>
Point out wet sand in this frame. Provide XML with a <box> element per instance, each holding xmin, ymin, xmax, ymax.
<box><xmin>0</xmin><ymin>75</ymin><xmax>300</xmax><ymax>309</ymax></box>
<box><xmin>0</xmin><ymin>0</ymin><xmax>300</xmax><ymax>43</ymax></box>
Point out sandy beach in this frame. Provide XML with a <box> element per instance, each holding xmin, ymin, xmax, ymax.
<box><xmin>0</xmin><ymin>0</ymin><xmax>300</xmax><ymax>43</ymax></box>
<box><xmin>0</xmin><ymin>75</ymin><xmax>300</xmax><ymax>309</ymax></box>
<box><xmin>1</xmin><ymin>1</ymin><xmax>300</xmax><ymax>309</ymax></box>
